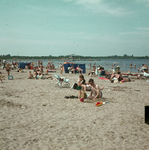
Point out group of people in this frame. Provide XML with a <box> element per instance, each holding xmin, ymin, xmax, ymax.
<box><xmin>27</xmin><ymin>63</ymin><xmax>52</xmax><ymax>79</ymax></box>
<box><xmin>88</xmin><ymin>65</ymin><xmax>106</xmax><ymax>77</ymax></box>
<box><xmin>107</xmin><ymin>71</ymin><xmax>135</xmax><ymax>83</ymax></box>
<box><xmin>66</xmin><ymin>65</ymin><xmax>83</xmax><ymax>74</ymax></box>
<box><xmin>47</xmin><ymin>59</ymin><xmax>56</xmax><ymax>70</ymax></box>
<box><xmin>76</xmin><ymin>75</ymin><xmax>104</xmax><ymax>102</ymax></box>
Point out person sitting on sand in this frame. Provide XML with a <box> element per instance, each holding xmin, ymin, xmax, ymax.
<box><xmin>17</xmin><ymin>66</ymin><xmax>22</xmax><ymax>72</ymax></box>
<box><xmin>140</xmin><ymin>70</ymin><xmax>149</xmax><ymax>78</ymax></box>
<box><xmin>0</xmin><ymin>75</ymin><xmax>5</xmax><ymax>83</ymax></box>
<box><xmin>91</xmin><ymin>66</ymin><xmax>96</xmax><ymax>76</ymax></box>
<box><xmin>33</xmin><ymin>70</ymin><xmax>38</xmax><ymax>79</ymax></box>
<box><xmin>76</xmin><ymin>65</ymin><xmax>83</xmax><ymax>74</ymax></box>
<box><xmin>27</xmin><ymin>71</ymin><xmax>34</xmax><ymax>79</ymax></box>
<box><xmin>37</xmin><ymin>72</ymin><xmax>43</xmax><ymax>79</ymax></box>
<box><xmin>44</xmin><ymin>67</ymin><xmax>49</xmax><ymax>75</ymax></box>
<box><xmin>87</xmin><ymin>78</ymin><xmax>104</xmax><ymax>100</ymax></box>
<box><xmin>88</xmin><ymin>71</ymin><xmax>93</xmax><ymax>77</ymax></box>
<box><xmin>71</xmin><ymin>65</ymin><xmax>76</xmax><ymax>74</ymax></box>
<box><xmin>5</xmin><ymin>63</ymin><xmax>11</xmax><ymax>77</ymax></box>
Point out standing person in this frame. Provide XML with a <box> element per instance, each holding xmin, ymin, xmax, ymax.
<box><xmin>138</xmin><ymin>67</ymin><xmax>140</xmax><ymax>73</ymax></box>
<box><xmin>40</xmin><ymin>63</ymin><xmax>44</xmax><ymax>73</ymax></box>
<box><xmin>89</xmin><ymin>63</ymin><xmax>91</xmax><ymax>69</ymax></box>
<box><xmin>38</xmin><ymin>60</ymin><xmax>40</xmax><ymax>67</ymax></box>
<box><xmin>77</xmin><ymin>75</ymin><xmax>84</xmax><ymax>99</ymax></box>
<box><xmin>144</xmin><ymin>64</ymin><xmax>148</xmax><ymax>73</ymax></box>
<box><xmin>87</xmin><ymin>78</ymin><xmax>104</xmax><ymax>100</ymax></box>
<box><xmin>60</xmin><ymin>63</ymin><xmax>63</xmax><ymax>74</ymax></box>
<box><xmin>48</xmin><ymin>59</ymin><xmax>50</xmax><ymax>64</ymax></box>
<box><xmin>130</xmin><ymin>63</ymin><xmax>132</xmax><ymax>68</ymax></box>
<box><xmin>5</xmin><ymin>63</ymin><xmax>11</xmax><ymax>77</ymax></box>
<box><xmin>3</xmin><ymin>58</ymin><xmax>6</xmax><ymax>69</ymax></box>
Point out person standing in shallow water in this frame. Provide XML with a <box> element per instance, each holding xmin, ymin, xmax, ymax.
<box><xmin>130</xmin><ymin>63</ymin><xmax>132</xmax><ymax>68</ymax></box>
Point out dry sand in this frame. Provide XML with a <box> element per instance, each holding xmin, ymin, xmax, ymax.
<box><xmin>0</xmin><ymin>68</ymin><xmax>149</xmax><ymax>150</ymax></box>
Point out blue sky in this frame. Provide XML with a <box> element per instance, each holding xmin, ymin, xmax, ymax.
<box><xmin>0</xmin><ymin>0</ymin><xmax>149</xmax><ymax>56</ymax></box>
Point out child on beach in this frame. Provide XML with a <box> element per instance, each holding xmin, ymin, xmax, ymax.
<box><xmin>87</xmin><ymin>78</ymin><xmax>104</xmax><ymax>100</ymax></box>
<box><xmin>77</xmin><ymin>75</ymin><xmax>84</xmax><ymax>99</ymax></box>
<box><xmin>27</xmin><ymin>71</ymin><xmax>34</xmax><ymax>79</ymax></box>
<box><xmin>0</xmin><ymin>75</ymin><xmax>5</xmax><ymax>83</ymax></box>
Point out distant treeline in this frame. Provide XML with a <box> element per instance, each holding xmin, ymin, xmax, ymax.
<box><xmin>0</xmin><ymin>54</ymin><xmax>149</xmax><ymax>60</ymax></box>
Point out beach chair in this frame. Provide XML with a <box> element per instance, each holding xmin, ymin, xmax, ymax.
<box><xmin>54</xmin><ymin>75</ymin><xmax>70</xmax><ymax>88</ymax></box>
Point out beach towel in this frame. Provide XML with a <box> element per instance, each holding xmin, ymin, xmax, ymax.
<box><xmin>99</xmin><ymin>77</ymin><xmax>109</xmax><ymax>81</ymax></box>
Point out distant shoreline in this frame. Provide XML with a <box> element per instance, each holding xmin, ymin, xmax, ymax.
<box><xmin>0</xmin><ymin>56</ymin><xmax>149</xmax><ymax>60</ymax></box>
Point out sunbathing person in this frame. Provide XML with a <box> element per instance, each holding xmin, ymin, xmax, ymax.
<box><xmin>76</xmin><ymin>65</ymin><xmax>83</xmax><ymax>74</ymax></box>
<box><xmin>87</xmin><ymin>78</ymin><xmax>104</xmax><ymax>100</ymax></box>
<box><xmin>41</xmin><ymin>73</ymin><xmax>53</xmax><ymax>79</ymax></box>
<box><xmin>117</xmin><ymin>72</ymin><xmax>135</xmax><ymax>82</ymax></box>
<box><xmin>27</xmin><ymin>71</ymin><xmax>34</xmax><ymax>79</ymax></box>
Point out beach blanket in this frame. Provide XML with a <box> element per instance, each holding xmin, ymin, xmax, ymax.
<box><xmin>99</xmin><ymin>77</ymin><xmax>109</xmax><ymax>81</ymax></box>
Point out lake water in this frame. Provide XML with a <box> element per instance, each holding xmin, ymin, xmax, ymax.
<box><xmin>8</xmin><ymin>59</ymin><xmax>149</xmax><ymax>72</ymax></box>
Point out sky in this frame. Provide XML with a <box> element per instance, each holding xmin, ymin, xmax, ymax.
<box><xmin>0</xmin><ymin>0</ymin><xmax>149</xmax><ymax>57</ymax></box>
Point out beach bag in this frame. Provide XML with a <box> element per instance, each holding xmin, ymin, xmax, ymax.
<box><xmin>114</xmin><ymin>79</ymin><xmax>118</xmax><ymax>83</ymax></box>
<box><xmin>72</xmin><ymin>83</ymin><xmax>78</xmax><ymax>89</ymax></box>
<box><xmin>81</xmin><ymin>91</ymin><xmax>87</xmax><ymax>99</ymax></box>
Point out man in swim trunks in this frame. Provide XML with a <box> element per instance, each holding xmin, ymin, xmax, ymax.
<box><xmin>5</xmin><ymin>63</ymin><xmax>10</xmax><ymax>77</ymax></box>
<box><xmin>88</xmin><ymin>78</ymin><xmax>104</xmax><ymax>100</ymax></box>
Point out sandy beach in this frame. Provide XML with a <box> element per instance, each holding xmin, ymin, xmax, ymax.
<box><xmin>0</xmin><ymin>68</ymin><xmax>149</xmax><ymax>150</ymax></box>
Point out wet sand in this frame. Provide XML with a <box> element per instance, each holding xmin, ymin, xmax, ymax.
<box><xmin>0</xmin><ymin>68</ymin><xmax>149</xmax><ymax>150</ymax></box>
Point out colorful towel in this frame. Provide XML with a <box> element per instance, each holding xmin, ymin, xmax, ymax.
<box><xmin>99</xmin><ymin>77</ymin><xmax>109</xmax><ymax>80</ymax></box>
